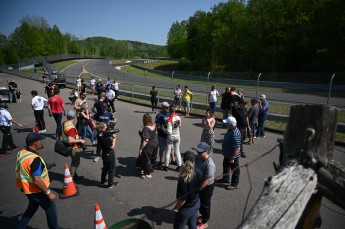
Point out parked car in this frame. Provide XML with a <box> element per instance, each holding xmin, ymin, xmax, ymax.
<box><xmin>53</xmin><ymin>72</ymin><xmax>66</xmax><ymax>88</ymax></box>
<box><xmin>0</xmin><ymin>87</ymin><xmax>10</xmax><ymax>102</ymax></box>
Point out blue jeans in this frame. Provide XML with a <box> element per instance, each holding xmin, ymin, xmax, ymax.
<box><xmin>173</xmin><ymin>199</ymin><xmax>200</xmax><ymax>229</ymax></box>
<box><xmin>82</xmin><ymin>124</ymin><xmax>95</xmax><ymax>142</ymax></box>
<box><xmin>209</xmin><ymin>102</ymin><xmax>216</xmax><ymax>114</ymax></box>
<box><xmin>17</xmin><ymin>192</ymin><xmax>59</xmax><ymax>229</ymax></box>
<box><xmin>256</xmin><ymin>113</ymin><xmax>268</xmax><ymax>137</ymax></box>
<box><xmin>222</xmin><ymin>157</ymin><xmax>240</xmax><ymax>185</ymax></box>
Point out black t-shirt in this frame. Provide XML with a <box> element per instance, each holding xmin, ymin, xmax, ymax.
<box><xmin>220</xmin><ymin>92</ymin><xmax>231</xmax><ymax>109</ymax></box>
<box><xmin>176</xmin><ymin>168</ymin><xmax>202</xmax><ymax>208</ymax></box>
<box><xmin>233</xmin><ymin>107</ymin><xmax>248</xmax><ymax>129</ymax></box>
<box><xmin>97</xmin><ymin>134</ymin><xmax>115</xmax><ymax>161</ymax></box>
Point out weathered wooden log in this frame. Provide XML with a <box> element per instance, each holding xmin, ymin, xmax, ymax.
<box><xmin>317</xmin><ymin>160</ymin><xmax>345</xmax><ymax>210</ymax></box>
<box><xmin>238</xmin><ymin>165</ymin><xmax>317</xmax><ymax>229</ymax></box>
<box><xmin>283</xmin><ymin>105</ymin><xmax>338</xmax><ymax>166</ymax></box>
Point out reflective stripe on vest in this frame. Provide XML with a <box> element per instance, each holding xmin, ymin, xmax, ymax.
<box><xmin>15</xmin><ymin>150</ymin><xmax>50</xmax><ymax>194</ymax></box>
<box><xmin>62</xmin><ymin>121</ymin><xmax>79</xmax><ymax>149</ymax></box>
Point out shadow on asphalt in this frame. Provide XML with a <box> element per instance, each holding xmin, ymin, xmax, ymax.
<box><xmin>13</xmin><ymin>127</ymin><xmax>33</xmax><ymax>133</ymax></box>
<box><xmin>127</xmin><ymin>206</ymin><xmax>175</xmax><ymax>226</ymax></box>
<box><xmin>0</xmin><ymin>214</ymin><xmax>25</xmax><ymax>229</ymax></box>
<box><xmin>134</xmin><ymin>110</ymin><xmax>150</xmax><ymax>114</ymax></box>
<box><xmin>117</xmin><ymin>156</ymin><xmax>140</xmax><ymax>177</ymax></box>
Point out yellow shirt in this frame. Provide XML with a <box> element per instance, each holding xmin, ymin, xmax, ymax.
<box><xmin>182</xmin><ymin>89</ymin><xmax>193</xmax><ymax>102</ymax></box>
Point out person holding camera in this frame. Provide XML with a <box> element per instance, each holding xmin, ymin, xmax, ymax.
<box><xmin>0</xmin><ymin>103</ymin><xmax>23</xmax><ymax>156</ymax></box>
<box><xmin>96</xmin><ymin>122</ymin><xmax>118</xmax><ymax>188</ymax></box>
<box><xmin>61</xmin><ymin>110</ymin><xmax>86</xmax><ymax>181</ymax></box>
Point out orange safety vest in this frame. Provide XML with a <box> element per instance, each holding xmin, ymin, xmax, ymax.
<box><xmin>15</xmin><ymin>149</ymin><xmax>50</xmax><ymax>194</ymax></box>
<box><xmin>61</xmin><ymin>121</ymin><xmax>80</xmax><ymax>149</ymax></box>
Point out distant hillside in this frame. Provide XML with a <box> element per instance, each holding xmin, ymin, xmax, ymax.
<box><xmin>82</xmin><ymin>36</ymin><xmax>168</xmax><ymax>59</ymax></box>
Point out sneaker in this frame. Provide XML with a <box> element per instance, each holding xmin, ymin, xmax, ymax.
<box><xmin>215</xmin><ymin>179</ymin><xmax>229</xmax><ymax>184</ymax></box>
<box><xmin>241</xmin><ymin>152</ymin><xmax>247</xmax><ymax>158</ymax></box>
<box><xmin>42</xmin><ymin>129</ymin><xmax>47</xmax><ymax>133</ymax></box>
<box><xmin>145</xmin><ymin>174</ymin><xmax>152</xmax><ymax>178</ymax></box>
<box><xmin>162</xmin><ymin>166</ymin><xmax>168</xmax><ymax>171</ymax></box>
<box><xmin>197</xmin><ymin>221</ymin><xmax>208</xmax><ymax>229</ymax></box>
<box><xmin>170</xmin><ymin>160</ymin><xmax>177</xmax><ymax>166</ymax></box>
<box><xmin>254</xmin><ymin>136</ymin><xmax>258</xmax><ymax>139</ymax></box>
<box><xmin>0</xmin><ymin>152</ymin><xmax>11</xmax><ymax>157</ymax></box>
<box><xmin>107</xmin><ymin>185</ymin><xmax>113</xmax><ymax>189</ymax></box>
<box><xmin>175</xmin><ymin>166</ymin><xmax>181</xmax><ymax>172</ymax></box>
<box><xmin>9</xmin><ymin>146</ymin><xmax>19</xmax><ymax>151</ymax></box>
<box><xmin>93</xmin><ymin>156</ymin><xmax>100</xmax><ymax>162</ymax></box>
<box><xmin>38</xmin><ymin>130</ymin><xmax>44</xmax><ymax>134</ymax></box>
<box><xmin>155</xmin><ymin>162</ymin><xmax>162</xmax><ymax>170</ymax></box>
<box><xmin>226</xmin><ymin>184</ymin><xmax>239</xmax><ymax>190</ymax></box>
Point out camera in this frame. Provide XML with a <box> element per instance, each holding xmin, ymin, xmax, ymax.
<box><xmin>103</xmin><ymin>128</ymin><xmax>120</xmax><ymax>138</ymax></box>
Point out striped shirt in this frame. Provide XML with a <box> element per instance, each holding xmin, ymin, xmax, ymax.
<box><xmin>222</xmin><ymin>127</ymin><xmax>241</xmax><ymax>159</ymax></box>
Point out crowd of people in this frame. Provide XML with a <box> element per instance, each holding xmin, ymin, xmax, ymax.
<box><xmin>0</xmin><ymin>76</ymin><xmax>270</xmax><ymax>228</ymax></box>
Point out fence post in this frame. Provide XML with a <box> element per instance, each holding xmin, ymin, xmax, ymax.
<box><xmin>131</xmin><ymin>84</ymin><xmax>134</xmax><ymax>100</ymax></box>
<box><xmin>207</xmin><ymin>72</ymin><xmax>211</xmax><ymax>105</ymax></box>
<box><xmin>171</xmin><ymin>71</ymin><xmax>174</xmax><ymax>100</ymax></box>
<box><xmin>145</xmin><ymin>70</ymin><xmax>147</xmax><ymax>94</ymax></box>
<box><xmin>256</xmin><ymin>72</ymin><xmax>262</xmax><ymax>98</ymax></box>
<box><xmin>327</xmin><ymin>74</ymin><xmax>335</xmax><ymax>105</ymax></box>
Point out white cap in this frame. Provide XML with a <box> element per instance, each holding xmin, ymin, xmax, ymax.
<box><xmin>162</xmin><ymin>102</ymin><xmax>169</xmax><ymax>107</ymax></box>
<box><xmin>260</xmin><ymin>94</ymin><xmax>266</xmax><ymax>100</ymax></box>
<box><xmin>223</xmin><ymin>116</ymin><xmax>237</xmax><ymax>126</ymax></box>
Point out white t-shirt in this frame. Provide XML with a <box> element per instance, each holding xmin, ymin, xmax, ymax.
<box><xmin>174</xmin><ymin>88</ymin><xmax>182</xmax><ymax>98</ymax></box>
<box><xmin>76</xmin><ymin>78</ymin><xmax>82</xmax><ymax>87</ymax></box>
<box><xmin>113</xmin><ymin>82</ymin><xmax>119</xmax><ymax>90</ymax></box>
<box><xmin>90</xmin><ymin>79</ymin><xmax>96</xmax><ymax>86</ymax></box>
<box><xmin>32</xmin><ymin>96</ymin><xmax>47</xmax><ymax>110</ymax></box>
<box><xmin>0</xmin><ymin>108</ymin><xmax>12</xmax><ymax>126</ymax></box>
<box><xmin>209</xmin><ymin>90</ymin><xmax>219</xmax><ymax>103</ymax></box>
<box><xmin>106</xmin><ymin>89</ymin><xmax>116</xmax><ymax>100</ymax></box>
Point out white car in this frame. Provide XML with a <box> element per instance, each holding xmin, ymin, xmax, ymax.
<box><xmin>0</xmin><ymin>87</ymin><xmax>10</xmax><ymax>102</ymax></box>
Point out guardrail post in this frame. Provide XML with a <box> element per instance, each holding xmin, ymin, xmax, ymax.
<box><xmin>207</xmin><ymin>72</ymin><xmax>211</xmax><ymax>105</ymax></box>
<box><xmin>256</xmin><ymin>72</ymin><xmax>262</xmax><ymax>98</ymax></box>
<box><xmin>131</xmin><ymin>84</ymin><xmax>134</xmax><ymax>100</ymax></box>
<box><xmin>124</xmin><ymin>70</ymin><xmax>127</xmax><ymax>83</ymax></box>
<box><xmin>327</xmin><ymin>74</ymin><xmax>335</xmax><ymax>105</ymax></box>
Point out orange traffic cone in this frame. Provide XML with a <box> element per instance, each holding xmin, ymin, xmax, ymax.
<box><xmin>59</xmin><ymin>164</ymin><xmax>79</xmax><ymax>199</ymax></box>
<box><xmin>94</xmin><ymin>203</ymin><xmax>107</xmax><ymax>229</ymax></box>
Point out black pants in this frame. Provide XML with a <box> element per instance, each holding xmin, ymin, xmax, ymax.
<box><xmin>52</xmin><ymin>113</ymin><xmax>62</xmax><ymax>137</ymax></box>
<box><xmin>34</xmin><ymin>110</ymin><xmax>45</xmax><ymax>130</ymax></box>
<box><xmin>151</xmin><ymin>100</ymin><xmax>157</xmax><ymax>112</ymax></box>
<box><xmin>101</xmin><ymin>156</ymin><xmax>116</xmax><ymax>187</ymax></box>
<box><xmin>222</xmin><ymin>157</ymin><xmax>240</xmax><ymax>185</ymax></box>
<box><xmin>108</xmin><ymin>100</ymin><xmax>116</xmax><ymax>113</ymax></box>
<box><xmin>0</xmin><ymin>126</ymin><xmax>16</xmax><ymax>152</ymax></box>
<box><xmin>199</xmin><ymin>183</ymin><xmax>214</xmax><ymax>222</ymax></box>
<box><xmin>239</xmin><ymin>127</ymin><xmax>246</xmax><ymax>152</ymax></box>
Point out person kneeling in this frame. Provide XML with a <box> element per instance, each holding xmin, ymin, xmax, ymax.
<box><xmin>96</xmin><ymin>123</ymin><xmax>118</xmax><ymax>188</ymax></box>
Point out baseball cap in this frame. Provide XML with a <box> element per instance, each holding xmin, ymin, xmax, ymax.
<box><xmin>223</xmin><ymin>116</ymin><xmax>237</xmax><ymax>126</ymax></box>
<box><xmin>193</xmin><ymin>142</ymin><xmax>210</xmax><ymax>153</ymax></box>
<box><xmin>260</xmin><ymin>94</ymin><xmax>266</xmax><ymax>99</ymax></box>
<box><xmin>67</xmin><ymin>110</ymin><xmax>75</xmax><ymax>118</ymax></box>
<box><xmin>162</xmin><ymin>102</ymin><xmax>169</xmax><ymax>107</ymax></box>
<box><xmin>26</xmin><ymin>132</ymin><xmax>45</xmax><ymax>146</ymax></box>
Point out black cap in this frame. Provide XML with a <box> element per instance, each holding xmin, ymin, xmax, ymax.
<box><xmin>26</xmin><ymin>133</ymin><xmax>45</xmax><ymax>146</ymax></box>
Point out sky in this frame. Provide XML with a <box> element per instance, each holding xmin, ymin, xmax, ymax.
<box><xmin>0</xmin><ymin>0</ymin><xmax>225</xmax><ymax>46</ymax></box>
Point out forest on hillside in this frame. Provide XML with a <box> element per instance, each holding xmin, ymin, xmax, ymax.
<box><xmin>0</xmin><ymin>16</ymin><xmax>168</xmax><ymax>65</ymax></box>
<box><xmin>166</xmin><ymin>0</ymin><xmax>345</xmax><ymax>74</ymax></box>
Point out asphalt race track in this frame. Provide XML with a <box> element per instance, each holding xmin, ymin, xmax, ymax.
<box><xmin>0</xmin><ymin>72</ymin><xmax>344</xmax><ymax>228</ymax></box>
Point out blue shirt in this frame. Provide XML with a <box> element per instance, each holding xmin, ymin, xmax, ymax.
<box><xmin>260</xmin><ymin>101</ymin><xmax>269</xmax><ymax>115</ymax></box>
<box><xmin>155</xmin><ymin>111</ymin><xmax>169</xmax><ymax>136</ymax></box>
<box><xmin>222</xmin><ymin>127</ymin><xmax>241</xmax><ymax>159</ymax></box>
<box><xmin>93</xmin><ymin>111</ymin><xmax>114</xmax><ymax>125</ymax></box>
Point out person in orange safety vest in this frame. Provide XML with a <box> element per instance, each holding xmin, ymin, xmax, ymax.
<box><xmin>16</xmin><ymin>132</ymin><xmax>60</xmax><ymax>229</ymax></box>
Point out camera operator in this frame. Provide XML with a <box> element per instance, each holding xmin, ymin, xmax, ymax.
<box><xmin>92</xmin><ymin>102</ymin><xmax>116</xmax><ymax>162</ymax></box>
<box><xmin>96</xmin><ymin>122</ymin><xmax>118</xmax><ymax>188</ymax></box>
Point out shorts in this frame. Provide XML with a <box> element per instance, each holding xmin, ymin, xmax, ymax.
<box><xmin>182</xmin><ymin>101</ymin><xmax>191</xmax><ymax>109</ymax></box>
<box><xmin>174</xmin><ymin>97</ymin><xmax>182</xmax><ymax>103</ymax></box>
<box><xmin>91</xmin><ymin>85</ymin><xmax>95</xmax><ymax>89</ymax></box>
<box><xmin>158</xmin><ymin>135</ymin><xmax>166</xmax><ymax>152</ymax></box>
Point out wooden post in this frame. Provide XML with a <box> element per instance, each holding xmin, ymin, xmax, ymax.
<box><xmin>238</xmin><ymin>105</ymin><xmax>341</xmax><ymax>229</ymax></box>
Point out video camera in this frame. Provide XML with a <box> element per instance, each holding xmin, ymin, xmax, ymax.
<box><xmin>103</xmin><ymin>128</ymin><xmax>120</xmax><ymax>138</ymax></box>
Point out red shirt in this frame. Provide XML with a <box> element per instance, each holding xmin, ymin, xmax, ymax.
<box><xmin>48</xmin><ymin>95</ymin><xmax>64</xmax><ymax>113</ymax></box>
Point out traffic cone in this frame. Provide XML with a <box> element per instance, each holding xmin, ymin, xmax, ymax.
<box><xmin>59</xmin><ymin>164</ymin><xmax>79</xmax><ymax>199</ymax></box>
<box><xmin>94</xmin><ymin>203</ymin><xmax>107</xmax><ymax>229</ymax></box>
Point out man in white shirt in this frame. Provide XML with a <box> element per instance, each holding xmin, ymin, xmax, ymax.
<box><xmin>31</xmin><ymin>90</ymin><xmax>48</xmax><ymax>133</ymax></box>
<box><xmin>112</xmin><ymin>79</ymin><xmax>120</xmax><ymax>99</ymax></box>
<box><xmin>0</xmin><ymin>103</ymin><xmax>23</xmax><ymax>155</ymax></box>
<box><xmin>105</xmin><ymin>88</ymin><xmax>116</xmax><ymax>113</ymax></box>
<box><xmin>90</xmin><ymin>77</ymin><xmax>96</xmax><ymax>95</ymax></box>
